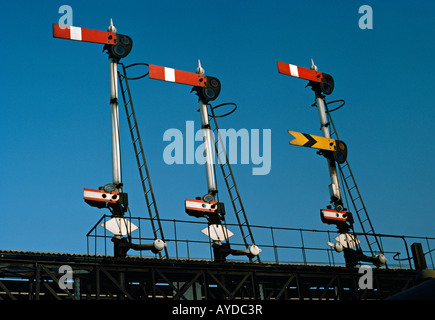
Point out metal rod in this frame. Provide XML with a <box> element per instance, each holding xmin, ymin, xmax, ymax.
<box><xmin>311</xmin><ymin>62</ymin><xmax>342</xmax><ymax>207</ymax></box>
<box><xmin>196</xmin><ymin>62</ymin><xmax>217</xmax><ymax>197</ymax></box>
<box><xmin>108</xmin><ymin>20</ymin><xmax>122</xmax><ymax>192</ymax></box>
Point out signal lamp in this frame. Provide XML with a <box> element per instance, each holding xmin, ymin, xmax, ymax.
<box><xmin>333</xmin><ymin>140</ymin><xmax>347</xmax><ymax>164</ymax></box>
<box><xmin>320</xmin><ymin>73</ymin><xmax>334</xmax><ymax>95</ymax></box>
<box><xmin>109</xmin><ymin>34</ymin><xmax>133</xmax><ymax>60</ymax></box>
<box><xmin>201</xmin><ymin>76</ymin><xmax>221</xmax><ymax>101</ymax></box>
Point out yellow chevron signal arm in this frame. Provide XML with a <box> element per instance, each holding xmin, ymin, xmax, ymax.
<box><xmin>288</xmin><ymin>130</ymin><xmax>336</xmax><ymax>151</ymax></box>
<box><xmin>288</xmin><ymin>130</ymin><xmax>348</xmax><ymax>164</ymax></box>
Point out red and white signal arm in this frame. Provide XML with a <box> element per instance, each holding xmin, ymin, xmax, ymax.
<box><xmin>52</xmin><ymin>24</ymin><xmax>117</xmax><ymax>45</ymax></box>
<box><xmin>277</xmin><ymin>60</ymin><xmax>334</xmax><ymax>95</ymax></box>
<box><xmin>52</xmin><ymin>24</ymin><xmax>133</xmax><ymax>60</ymax></box>
<box><xmin>185</xmin><ymin>199</ymin><xmax>219</xmax><ymax>213</ymax></box>
<box><xmin>321</xmin><ymin>208</ymin><xmax>349</xmax><ymax>224</ymax></box>
<box><xmin>148</xmin><ymin>64</ymin><xmax>208</xmax><ymax>87</ymax></box>
<box><xmin>83</xmin><ymin>188</ymin><xmax>120</xmax><ymax>204</ymax></box>
<box><xmin>277</xmin><ymin>61</ymin><xmax>325</xmax><ymax>83</ymax></box>
<box><xmin>148</xmin><ymin>64</ymin><xmax>221</xmax><ymax>101</ymax></box>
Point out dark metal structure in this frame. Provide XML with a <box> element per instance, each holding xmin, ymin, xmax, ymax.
<box><xmin>0</xmin><ymin>249</ymin><xmax>419</xmax><ymax>300</ymax></box>
<box><xmin>2</xmin><ymin>222</ymin><xmax>434</xmax><ymax>300</ymax></box>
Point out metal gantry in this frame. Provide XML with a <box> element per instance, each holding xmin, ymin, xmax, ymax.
<box><xmin>48</xmin><ymin>21</ymin><xmax>434</xmax><ymax>305</ymax></box>
<box><xmin>0</xmin><ymin>250</ymin><xmax>420</xmax><ymax>300</ymax></box>
<box><xmin>53</xmin><ymin>19</ymin><xmax>387</xmax><ymax>267</ymax></box>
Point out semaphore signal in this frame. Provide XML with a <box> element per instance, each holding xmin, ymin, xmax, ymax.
<box><xmin>53</xmin><ymin>20</ymin><xmax>167</xmax><ymax>257</ymax></box>
<box><xmin>278</xmin><ymin>58</ymin><xmax>386</xmax><ymax>268</ymax></box>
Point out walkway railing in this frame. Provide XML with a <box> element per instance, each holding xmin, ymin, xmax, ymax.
<box><xmin>87</xmin><ymin>215</ymin><xmax>435</xmax><ymax>270</ymax></box>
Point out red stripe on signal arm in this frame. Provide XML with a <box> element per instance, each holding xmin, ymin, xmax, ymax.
<box><xmin>175</xmin><ymin>69</ymin><xmax>207</xmax><ymax>87</ymax></box>
<box><xmin>277</xmin><ymin>61</ymin><xmax>291</xmax><ymax>76</ymax></box>
<box><xmin>52</xmin><ymin>24</ymin><xmax>71</xmax><ymax>39</ymax></box>
<box><xmin>148</xmin><ymin>64</ymin><xmax>165</xmax><ymax>81</ymax></box>
<box><xmin>277</xmin><ymin>61</ymin><xmax>324</xmax><ymax>83</ymax></box>
<box><xmin>81</xmin><ymin>27</ymin><xmax>117</xmax><ymax>45</ymax></box>
<box><xmin>52</xmin><ymin>24</ymin><xmax>117</xmax><ymax>45</ymax></box>
<box><xmin>297</xmin><ymin>66</ymin><xmax>323</xmax><ymax>83</ymax></box>
<box><xmin>148</xmin><ymin>64</ymin><xmax>207</xmax><ymax>87</ymax></box>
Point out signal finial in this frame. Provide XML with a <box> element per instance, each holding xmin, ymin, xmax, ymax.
<box><xmin>196</xmin><ymin>59</ymin><xmax>205</xmax><ymax>75</ymax></box>
<box><xmin>310</xmin><ymin>58</ymin><xmax>318</xmax><ymax>71</ymax></box>
<box><xmin>108</xmin><ymin>18</ymin><xmax>117</xmax><ymax>33</ymax></box>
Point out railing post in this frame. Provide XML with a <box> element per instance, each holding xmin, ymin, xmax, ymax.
<box><xmin>270</xmin><ymin>227</ymin><xmax>278</xmax><ymax>264</ymax></box>
<box><xmin>300</xmin><ymin>229</ymin><xmax>307</xmax><ymax>265</ymax></box>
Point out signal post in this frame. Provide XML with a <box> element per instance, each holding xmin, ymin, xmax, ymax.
<box><xmin>278</xmin><ymin>59</ymin><xmax>386</xmax><ymax>268</ymax></box>
<box><xmin>53</xmin><ymin>20</ymin><xmax>167</xmax><ymax>257</ymax></box>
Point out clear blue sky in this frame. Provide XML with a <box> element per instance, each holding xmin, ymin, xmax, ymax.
<box><xmin>1</xmin><ymin>1</ymin><xmax>434</xmax><ymax>264</ymax></box>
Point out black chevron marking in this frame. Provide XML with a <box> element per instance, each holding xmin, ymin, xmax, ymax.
<box><xmin>302</xmin><ymin>133</ymin><xmax>317</xmax><ymax>148</ymax></box>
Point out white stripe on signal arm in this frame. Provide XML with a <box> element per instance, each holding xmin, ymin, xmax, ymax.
<box><xmin>164</xmin><ymin>67</ymin><xmax>175</xmax><ymax>82</ymax></box>
<box><xmin>289</xmin><ymin>64</ymin><xmax>299</xmax><ymax>77</ymax></box>
<box><xmin>70</xmin><ymin>26</ymin><xmax>82</xmax><ymax>41</ymax></box>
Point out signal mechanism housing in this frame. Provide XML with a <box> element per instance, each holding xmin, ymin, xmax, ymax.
<box><xmin>83</xmin><ymin>188</ymin><xmax>128</xmax><ymax>210</ymax></box>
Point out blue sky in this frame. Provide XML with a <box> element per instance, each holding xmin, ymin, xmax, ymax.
<box><xmin>1</xmin><ymin>1</ymin><xmax>434</xmax><ymax>264</ymax></box>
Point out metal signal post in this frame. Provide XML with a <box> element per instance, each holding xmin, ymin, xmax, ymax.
<box><xmin>53</xmin><ymin>19</ymin><xmax>133</xmax><ymax>213</ymax></box>
<box><xmin>148</xmin><ymin>60</ymin><xmax>223</xmax><ymax>220</ymax></box>
<box><xmin>278</xmin><ymin>59</ymin><xmax>343</xmax><ymax>211</ymax></box>
<box><xmin>311</xmin><ymin>64</ymin><xmax>344</xmax><ymax>212</ymax></box>
<box><xmin>108</xmin><ymin>20</ymin><xmax>123</xmax><ymax>194</ymax></box>
<box><xmin>196</xmin><ymin>61</ymin><xmax>217</xmax><ymax>201</ymax></box>
<box><xmin>147</xmin><ymin>60</ymin><xmax>260</xmax><ymax>261</ymax></box>
<box><xmin>53</xmin><ymin>20</ymin><xmax>169</xmax><ymax>258</ymax></box>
